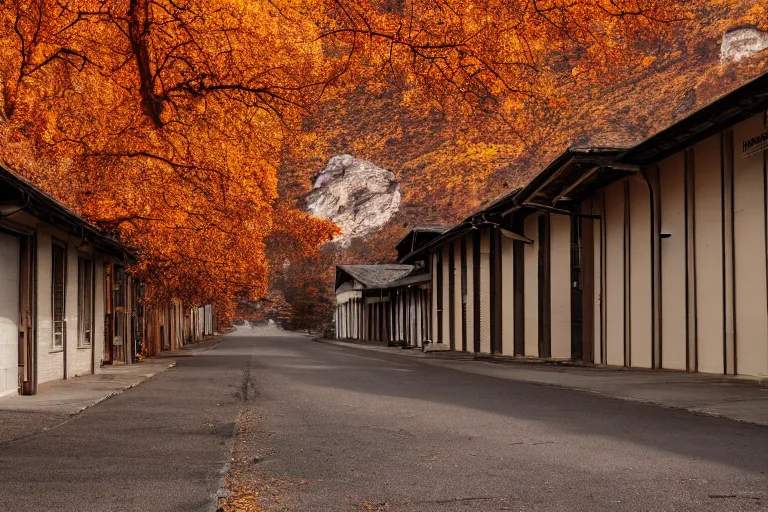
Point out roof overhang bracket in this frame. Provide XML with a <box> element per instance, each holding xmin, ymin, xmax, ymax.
<box><xmin>550</xmin><ymin>165</ymin><xmax>601</xmax><ymax>203</ymax></box>
<box><xmin>499</xmin><ymin>227</ymin><xmax>534</xmax><ymax>244</ymax></box>
<box><xmin>522</xmin><ymin>202</ymin><xmax>601</xmax><ymax>219</ymax></box>
<box><xmin>472</xmin><ymin>215</ymin><xmax>533</xmax><ymax>244</ymax></box>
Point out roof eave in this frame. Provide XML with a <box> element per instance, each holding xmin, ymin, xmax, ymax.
<box><xmin>0</xmin><ymin>166</ymin><xmax>134</xmax><ymax>261</ymax></box>
<box><xmin>621</xmin><ymin>72</ymin><xmax>768</xmax><ymax>166</ymax></box>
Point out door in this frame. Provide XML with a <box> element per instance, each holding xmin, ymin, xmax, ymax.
<box><xmin>112</xmin><ymin>265</ymin><xmax>126</xmax><ymax>362</ymax></box>
<box><xmin>0</xmin><ymin>232</ymin><xmax>20</xmax><ymax>396</ymax></box>
<box><xmin>103</xmin><ymin>263</ymin><xmax>114</xmax><ymax>364</ymax></box>
<box><xmin>570</xmin><ymin>211</ymin><xmax>584</xmax><ymax>362</ymax></box>
<box><xmin>51</xmin><ymin>242</ymin><xmax>67</xmax><ymax>378</ymax></box>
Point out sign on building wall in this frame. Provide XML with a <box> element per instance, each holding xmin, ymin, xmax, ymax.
<box><xmin>742</xmin><ymin>131</ymin><xmax>768</xmax><ymax>158</ymax></box>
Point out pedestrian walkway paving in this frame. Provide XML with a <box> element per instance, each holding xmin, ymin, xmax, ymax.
<box><xmin>318</xmin><ymin>338</ymin><xmax>768</xmax><ymax>427</ymax></box>
<box><xmin>0</xmin><ymin>339</ymin><xmax>219</xmax><ymax>444</ymax></box>
<box><xmin>0</xmin><ymin>358</ymin><xmax>175</xmax><ymax>415</ymax></box>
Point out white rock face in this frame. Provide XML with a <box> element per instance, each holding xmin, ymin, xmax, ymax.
<box><xmin>306</xmin><ymin>154</ymin><xmax>400</xmax><ymax>247</ymax></box>
<box><xmin>721</xmin><ymin>27</ymin><xmax>768</xmax><ymax>62</ymax></box>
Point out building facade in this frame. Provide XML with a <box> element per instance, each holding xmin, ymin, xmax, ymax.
<box><xmin>353</xmin><ymin>74</ymin><xmax>768</xmax><ymax>379</ymax></box>
<box><xmin>0</xmin><ymin>165</ymin><xmax>218</xmax><ymax>396</ymax></box>
<box><xmin>0</xmin><ymin>165</ymin><xmax>137</xmax><ymax>395</ymax></box>
<box><xmin>334</xmin><ymin>226</ymin><xmax>446</xmax><ymax>347</ymax></box>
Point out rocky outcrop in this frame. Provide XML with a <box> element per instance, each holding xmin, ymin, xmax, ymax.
<box><xmin>721</xmin><ymin>27</ymin><xmax>768</xmax><ymax>62</ymax></box>
<box><xmin>306</xmin><ymin>154</ymin><xmax>400</xmax><ymax>247</ymax></box>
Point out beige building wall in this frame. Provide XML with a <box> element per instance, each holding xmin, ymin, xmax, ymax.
<box><xmin>453</xmin><ymin>239</ymin><xmax>463</xmax><ymax>351</ymax></box>
<box><xmin>523</xmin><ymin>214</ymin><xmax>539</xmax><ymax>356</ymax></box>
<box><xmin>441</xmin><ymin>246</ymin><xmax>451</xmax><ymax>345</ymax></box>
<box><xmin>465</xmin><ymin>234</ymin><xmax>475</xmax><ymax>351</ymax></box>
<box><xmin>628</xmin><ymin>175</ymin><xmax>653</xmax><ymax>368</ymax></box>
<box><xmin>693</xmin><ymin>135</ymin><xmax>724</xmax><ymax>374</ymax></box>
<box><xmin>35</xmin><ymin>226</ymin><xmax>99</xmax><ymax>382</ymax></box>
<box><xmin>0</xmin><ymin>232</ymin><xmax>19</xmax><ymax>396</ymax></box>
<box><xmin>733</xmin><ymin>115</ymin><xmax>768</xmax><ymax>377</ymax></box>
<box><xmin>93</xmin><ymin>254</ymin><xmax>106</xmax><ymax>370</ymax></box>
<box><xmin>66</xmin><ymin>239</ymin><xmax>93</xmax><ymax>377</ymax></box>
<box><xmin>36</xmin><ymin>227</ymin><xmax>63</xmax><ymax>384</ymax></box>
<box><xmin>501</xmin><ymin>236</ymin><xmax>515</xmax><ymax>355</ymax></box>
<box><xmin>549</xmin><ymin>214</ymin><xmax>571</xmax><ymax>359</ymax></box>
<box><xmin>659</xmin><ymin>152</ymin><xmax>688</xmax><ymax>370</ymax></box>
<box><xmin>401</xmin><ymin>292</ymin><xmax>407</xmax><ymax>341</ymax></box>
<box><xmin>604</xmin><ymin>181</ymin><xmax>625</xmax><ymax>366</ymax></box>
<box><xmin>479</xmin><ymin>230</ymin><xmax>492</xmax><ymax>353</ymax></box>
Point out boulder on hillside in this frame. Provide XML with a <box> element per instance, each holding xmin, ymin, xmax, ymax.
<box><xmin>721</xmin><ymin>26</ymin><xmax>768</xmax><ymax>62</ymax></box>
<box><xmin>306</xmin><ymin>154</ymin><xmax>401</xmax><ymax>247</ymax></box>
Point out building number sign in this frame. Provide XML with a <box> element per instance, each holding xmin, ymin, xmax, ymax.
<box><xmin>742</xmin><ymin>131</ymin><xmax>768</xmax><ymax>158</ymax></box>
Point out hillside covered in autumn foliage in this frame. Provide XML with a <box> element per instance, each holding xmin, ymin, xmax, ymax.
<box><xmin>282</xmin><ymin>1</ymin><xmax>768</xmax><ymax>264</ymax></box>
<box><xmin>0</xmin><ymin>0</ymin><xmax>765</xmax><ymax>322</ymax></box>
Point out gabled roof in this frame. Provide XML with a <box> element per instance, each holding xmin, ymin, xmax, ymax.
<box><xmin>0</xmin><ymin>164</ymin><xmax>131</xmax><ymax>259</ymax></box>
<box><xmin>335</xmin><ymin>264</ymin><xmax>414</xmax><ymax>290</ymax></box>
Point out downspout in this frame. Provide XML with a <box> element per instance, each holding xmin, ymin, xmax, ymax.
<box><xmin>641</xmin><ymin>166</ymin><xmax>661</xmax><ymax>370</ymax></box>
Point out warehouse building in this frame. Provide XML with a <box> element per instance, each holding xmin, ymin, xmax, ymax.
<box><xmin>342</xmin><ymin>73</ymin><xmax>768</xmax><ymax>378</ymax></box>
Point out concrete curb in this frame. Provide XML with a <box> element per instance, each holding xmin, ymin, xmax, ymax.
<box><xmin>213</xmin><ymin>420</ymin><xmax>239</xmax><ymax>512</ymax></box>
<box><xmin>315</xmin><ymin>337</ymin><xmax>428</xmax><ymax>357</ymax></box>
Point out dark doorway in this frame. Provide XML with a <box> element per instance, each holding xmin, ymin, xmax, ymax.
<box><xmin>103</xmin><ymin>263</ymin><xmax>113</xmax><ymax>364</ymax></box>
<box><xmin>436</xmin><ymin>251</ymin><xmax>443</xmax><ymax>344</ymax></box>
<box><xmin>537</xmin><ymin>215</ymin><xmax>551</xmax><ymax>358</ymax></box>
<box><xmin>570</xmin><ymin>208</ymin><xmax>584</xmax><ymax>362</ymax></box>
<box><xmin>18</xmin><ymin>235</ymin><xmax>35</xmax><ymax>395</ymax></box>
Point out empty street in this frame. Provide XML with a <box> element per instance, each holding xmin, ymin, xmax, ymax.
<box><xmin>1</xmin><ymin>327</ymin><xmax>767</xmax><ymax>511</ymax></box>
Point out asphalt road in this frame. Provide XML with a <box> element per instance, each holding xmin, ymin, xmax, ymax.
<box><xmin>232</xmin><ymin>327</ymin><xmax>768</xmax><ymax>512</ymax></box>
<box><xmin>1</xmin><ymin>327</ymin><xmax>767</xmax><ymax>512</ymax></box>
<box><xmin>0</xmin><ymin>338</ymin><xmax>251</xmax><ymax>512</ymax></box>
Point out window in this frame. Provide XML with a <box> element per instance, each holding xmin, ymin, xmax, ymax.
<box><xmin>113</xmin><ymin>265</ymin><xmax>125</xmax><ymax>309</ymax></box>
<box><xmin>78</xmin><ymin>257</ymin><xmax>93</xmax><ymax>347</ymax></box>
<box><xmin>52</xmin><ymin>243</ymin><xmax>66</xmax><ymax>349</ymax></box>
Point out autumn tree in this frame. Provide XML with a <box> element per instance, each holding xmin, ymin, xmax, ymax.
<box><xmin>0</xmin><ymin>0</ymin><xmax>687</xmax><ymax>317</ymax></box>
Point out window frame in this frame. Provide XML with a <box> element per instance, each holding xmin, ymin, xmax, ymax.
<box><xmin>77</xmin><ymin>254</ymin><xmax>93</xmax><ymax>348</ymax></box>
<box><xmin>51</xmin><ymin>240</ymin><xmax>67</xmax><ymax>351</ymax></box>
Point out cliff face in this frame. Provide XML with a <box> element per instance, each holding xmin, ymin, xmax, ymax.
<box><xmin>305</xmin><ymin>155</ymin><xmax>400</xmax><ymax>247</ymax></box>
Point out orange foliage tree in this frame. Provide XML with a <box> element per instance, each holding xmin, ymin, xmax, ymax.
<box><xmin>0</xmin><ymin>0</ymin><xmax>686</xmax><ymax>317</ymax></box>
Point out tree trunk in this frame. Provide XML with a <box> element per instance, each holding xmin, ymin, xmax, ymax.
<box><xmin>127</xmin><ymin>0</ymin><xmax>164</xmax><ymax>127</ymax></box>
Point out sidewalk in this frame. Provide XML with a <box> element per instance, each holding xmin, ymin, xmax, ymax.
<box><xmin>0</xmin><ymin>338</ymin><xmax>219</xmax><ymax>444</ymax></box>
<box><xmin>317</xmin><ymin>338</ymin><xmax>768</xmax><ymax>427</ymax></box>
